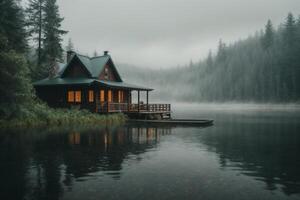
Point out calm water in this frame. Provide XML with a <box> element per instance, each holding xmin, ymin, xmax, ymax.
<box><xmin>1</xmin><ymin>104</ymin><xmax>300</xmax><ymax>200</ymax></box>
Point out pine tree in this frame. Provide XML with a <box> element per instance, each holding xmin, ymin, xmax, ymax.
<box><xmin>0</xmin><ymin>1</ymin><xmax>32</xmax><ymax>118</ymax></box>
<box><xmin>26</xmin><ymin>0</ymin><xmax>45</xmax><ymax>65</ymax></box>
<box><xmin>66</xmin><ymin>38</ymin><xmax>74</xmax><ymax>52</ymax></box>
<box><xmin>0</xmin><ymin>0</ymin><xmax>27</xmax><ymax>52</ymax></box>
<box><xmin>261</xmin><ymin>19</ymin><xmax>274</xmax><ymax>50</ymax></box>
<box><xmin>216</xmin><ymin>39</ymin><xmax>227</xmax><ymax>62</ymax></box>
<box><xmin>282</xmin><ymin>13</ymin><xmax>297</xmax><ymax>99</ymax></box>
<box><xmin>43</xmin><ymin>0</ymin><xmax>67</xmax><ymax>76</ymax></box>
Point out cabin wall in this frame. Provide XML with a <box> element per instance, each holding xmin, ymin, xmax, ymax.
<box><xmin>35</xmin><ymin>85</ymin><xmax>131</xmax><ymax>113</ymax></box>
<box><xmin>98</xmin><ymin>63</ymin><xmax>117</xmax><ymax>81</ymax></box>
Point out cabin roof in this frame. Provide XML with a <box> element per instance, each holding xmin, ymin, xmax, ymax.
<box><xmin>33</xmin><ymin>52</ymin><xmax>152</xmax><ymax>91</ymax></box>
<box><xmin>33</xmin><ymin>77</ymin><xmax>153</xmax><ymax>91</ymax></box>
<box><xmin>60</xmin><ymin>53</ymin><xmax>122</xmax><ymax>81</ymax></box>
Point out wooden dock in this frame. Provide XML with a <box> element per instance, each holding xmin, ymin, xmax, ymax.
<box><xmin>96</xmin><ymin>103</ymin><xmax>171</xmax><ymax>119</ymax></box>
<box><xmin>127</xmin><ymin>119</ymin><xmax>214</xmax><ymax>127</ymax></box>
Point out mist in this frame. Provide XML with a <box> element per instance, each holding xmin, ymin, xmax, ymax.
<box><xmin>58</xmin><ymin>0</ymin><xmax>300</xmax><ymax>69</ymax></box>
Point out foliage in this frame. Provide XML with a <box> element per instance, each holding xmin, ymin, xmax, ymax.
<box><xmin>0</xmin><ymin>0</ymin><xmax>27</xmax><ymax>52</ymax></box>
<box><xmin>26</xmin><ymin>0</ymin><xmax>67</xmax><ymax>79</ymax></box>
<box><xmin>0</xmin><ymin>101</ymin><xmax>126</xmax><ymax>128</ymax></box>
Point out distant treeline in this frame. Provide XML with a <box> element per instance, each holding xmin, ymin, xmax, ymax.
<box><xmin>120</xmin><ymin>13</ymin><xmax>300</xmax><ymax>103</ymax></box>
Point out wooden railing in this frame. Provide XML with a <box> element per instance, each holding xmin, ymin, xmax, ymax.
<box><xmin>96</xmin><ymin>102</ymin><xmax>171</xmax><ymax>113</ymax></box>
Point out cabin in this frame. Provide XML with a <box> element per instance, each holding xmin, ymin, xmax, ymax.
<box><xmin>33</xmin><ymin>51</ymin><xmax>171</xmax><ymax>119</ymax></box>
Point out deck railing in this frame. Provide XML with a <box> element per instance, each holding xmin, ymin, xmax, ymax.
<box><xmin>96</xmin><ymin>102</ymin><xmax>171</xmax><ymax>113</ymax></box>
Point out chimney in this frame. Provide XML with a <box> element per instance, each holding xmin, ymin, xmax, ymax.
<box><xmin>104</xmin><ymin>51</ymin><xmax>109</xmax><ymax>56</ymax></box>
<box><xmin>67</xmin><ymin>50</ymin><xmax>75</xmax><ymax>63</ymax></box>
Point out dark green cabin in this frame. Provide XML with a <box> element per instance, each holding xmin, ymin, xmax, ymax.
<box><xmin>33</xmin><ymin>51</ymin><xmax>170</xmax><ymax>117</ymax></box>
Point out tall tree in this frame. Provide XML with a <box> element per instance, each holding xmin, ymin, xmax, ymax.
<box><xmin>261</xmin><ymin>19</ymin><xmax>274</xmax><ymax>50</ymax></box>
<box><xmin>0</xmin><ymin>0</ymin><xmax>27</xmax><ymax>52</ymax></box>
<box><xmin>43</xmin><ymin>0</ymin><xmax>67</xmax><ymax>76</ymax></box>
<box><xmin>216</xmin><ymin>39</ymin><xmax>227</xmax><ymax>62</ymax></box>
<box><xmin>26</xmin><ymin>0</ymin><xmax>45</xmax><ymax>65</ymax></box>
<box><xmin>0</xmin><ymin>1</ymin><xmax>32</xmax><ymax>118</ymax></box>
<box><xmin>282</xmin><ymin>13</ymin><xmax>297</xmax><ymax>99</ymax></box>
<box><xmin>65</xmin><ymin>38</ymin><xmax>74</xmax><ymax>52</ymax></box>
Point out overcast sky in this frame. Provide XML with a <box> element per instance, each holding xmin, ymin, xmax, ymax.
<box><xmin>58</xmin><ymin>0</ymin><xmax>300</xmax><ymax>69</ymax></box>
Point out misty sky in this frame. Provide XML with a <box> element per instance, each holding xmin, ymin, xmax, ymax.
<box><xmin>58</xmin><ymin>0</ymin><xmax>300</xmax><ymax>68</ymax></box>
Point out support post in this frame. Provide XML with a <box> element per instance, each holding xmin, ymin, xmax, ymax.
<box><xmin>127</xmin><ymin>90</ymin><xmax>130</xmax><ymax>111</ymax></box>
<box><xmin>146</xmin><ymin>90</ymin><xmax>149</xmax><ymax>111</ymax></box>
<box><xmin>138</xmin><ymin>90</ymin><xmax>140</xmax><ymax>112</ymax></box>
<box><xmin>105</xmin><ymin>88</ymin><xmax>109</xmax><ymax>113</ymax></box>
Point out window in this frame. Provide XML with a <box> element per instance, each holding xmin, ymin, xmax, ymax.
<box><xmin>75</xmin><ymin>91</ymin><xmax>81</xmax><ymax>102</ymax></box>
<box><xmin>118</xmin><ymin>90</ymin><xmax>124</xmax><ymax>103</ymax></box>
<box><xmin>88</xmin><ymin>90</ymin><xmax>94</xmax><ymax>102</ymax></box>
<box><xmin>68</xmin><ymin>91</ymin><xmax>74</xmax><ymax>102</ymax></box>
<box><xmin>108</xmin><ymin>90</ymin><xmax>112</xmax><ymax>102</ymax></box>
<box><xmin>100</xmin><ymin>90</ymin><xmax>105</xmax><ymax>102</ymax></box>
<box><xmin>104</xmin><ymin>67</ymin><xmax>109</xmax><ymax>80</ymax></box>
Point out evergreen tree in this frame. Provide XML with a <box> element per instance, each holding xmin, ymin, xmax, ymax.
<box><xmin>0</xmin><ymin>0</ymin><xmax>33</xmax><ymax>118</ymax></box>
<box><xmin>0</xmin><ymin>0</ymin><xmax>27</xmax><ymax>52</ymax></box>
<box><xmin>43</xmin><ymin>0</ymin><xmax>67</xmax><ymax>76</ymax></box>
<box><xmin>216</xmin><ymin>39</ymin><xmax>226</xmax><ymax>62</ymax></box>
<box><xmin>65</xmin><ymin>38</ymin><xmax>74</xmax><ymax>52</ymax></box>
<box><xmin>26</xmin><ymin>0</ymin><xmax>45</xmax><ymax>65</ymax></box>
<box><xmin>261</xmin><ymin>19</ymin><xmax>274</xmax><ymax>50</ymax></box>
<box><xmin>282</xmin><ymin>13</ymin><xmax>297</xmax><ymax>99</ymax></box>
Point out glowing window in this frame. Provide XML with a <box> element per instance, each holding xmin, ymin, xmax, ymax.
<box><xmin>100</xmin><ymin>90</ymin><xmax>105</xmax><ymax>102</ymax></box>
<box><xmin>88</xmin><ymin>90</ymin><xmax>94</xmax><ymax>102</ymax></box>
<box><xmin>68</xmin><ymin>91</ymin><xmax>74</xmax><ymax>102</ymax></box>
<box><xmin>118</xmin><ymin>90</ymin><xmax>124</xmax><ymax>103</ymax></box>
<box><xmin>108</xmin><ymin>90</ymin><xmax>112</xmax><ymax>102</ymax></box>
<box><xmin>75</xmin><ymin>91</ymin><xmax>81</xmax><ymax>102</ymax></box>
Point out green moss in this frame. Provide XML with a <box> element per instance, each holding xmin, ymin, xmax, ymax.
<box><xmin>0</xmin><ymin>103</ymin><xmax>127</xmax><ymax>128</ymax></box>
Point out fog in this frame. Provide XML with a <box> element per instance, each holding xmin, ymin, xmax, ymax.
<box><xmin>58</xmin><ymin>0</ymin><xmax>300</xmax><ymax>69</ymax></box>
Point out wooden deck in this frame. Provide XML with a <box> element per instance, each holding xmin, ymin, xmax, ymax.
<box><xmin>96</xmin><ymin>102</ymin><xmax>171</xmax><ymax>119</ymax></box>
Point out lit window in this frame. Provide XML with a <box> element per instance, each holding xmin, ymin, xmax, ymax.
<box><xmin>88</xmin><ymin>90</ymin><xmax>94</xmax><ymax>102</ymax></box>
<box><xmin>118</xmin><ymin>90</ymin><xmax>123</xmax><ymax>103</ymax></box>
<box><xmin>108</xmin><ymin>90</ymin><xmax>112</xmax><ymax>102</ymax></box>
<box><xmin>68</xmin><ymin>91</ymin><xmax>74</xmax><ymax>102</ymax></box>
<box><xmin>100</xmin><ymin>90</ymin><xmax>105</xmax><ymax>102</ymax></box>
<box><xmin>75</xmin><ymin>91</ymin><xmax>81</xmax><ymax>102</ymax></box>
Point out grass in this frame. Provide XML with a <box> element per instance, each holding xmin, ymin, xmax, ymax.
<box><xmin>0</xmin><ymin>103</ymin><xmax>127</xmax><ymax>128</ymax></box>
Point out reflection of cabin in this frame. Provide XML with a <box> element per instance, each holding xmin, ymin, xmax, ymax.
<box><xmin>33</xmin><ymin>51</ymin><xmax>171</xmax><ymax>119</ymax></box>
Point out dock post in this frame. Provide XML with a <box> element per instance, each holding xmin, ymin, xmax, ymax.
<box><xmin>138</xmin><ymin>90</ymin><xmax>140</xmax><ymax>112</ymax></box>
<box><xmin>146</xmin><ymin>91</ymin><xmax>149</xmax><ymax>111</ymax></box>
<box><xmin>127</xmin><ymin>90</ymin><xmax>130</xmax><ymax>111</ymax></box>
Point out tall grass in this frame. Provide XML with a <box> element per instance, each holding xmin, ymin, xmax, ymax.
<box><xmin>0</xmin><ymin>103</ymin><xmax>126</xmax><ymax>128</ymax></box>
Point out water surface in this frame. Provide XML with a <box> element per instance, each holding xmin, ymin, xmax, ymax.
<box><xmin>1</xmin><ymin>104</ymin><xmax>300</xmax><ymax>200</ymax></box>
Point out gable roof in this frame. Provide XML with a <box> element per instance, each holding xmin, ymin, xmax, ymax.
<box><xmin>60</xmin><ymin>53</ymin><xmax>122</xmax><ymax>81</ymax></box>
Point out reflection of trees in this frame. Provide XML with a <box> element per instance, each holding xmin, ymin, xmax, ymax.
<box><xmin>0</xmin><ymin>132</ymin><xmax>31</xmax><ymax>200</ymax></box>
<box><xmin>199</xmin><ymin>120</ymin><xmax>300</xmax><ymax>196</ymax></box>
<box><xmin>0</xmin><ymin>126</ymin><xmax>171</xmax><ymax>200</ymax></box>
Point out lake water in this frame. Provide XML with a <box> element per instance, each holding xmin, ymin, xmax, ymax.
<box><xmin>1</xmin><ymin>104</ymin><xmax>300</xmax><ymax>200</ymax></box>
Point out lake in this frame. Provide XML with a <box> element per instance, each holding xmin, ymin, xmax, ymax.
<box><xmin>1</xmin><ymin>104</ymin><xmax>300</xmax><ymax>200</ymax></box>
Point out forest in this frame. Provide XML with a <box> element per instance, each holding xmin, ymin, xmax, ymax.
<box><xmin>120</xmin><ymin>13</ymin><xmax>300</xmax><ymax>103</ymax></box>
<box><xmin>0</xmin><ymin>0</ymin><xmax>124</xmax><ymax>126</ymax></box>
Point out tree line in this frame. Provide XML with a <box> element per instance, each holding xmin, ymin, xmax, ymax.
<box><xmin>0</xmin><ymin>0</ymin><xmax>66</xmax><ymax>119</ymax></box>
<box><xmin>120</xmin><ymin>13</ymin><xmax>300</xmax><ymax>103</ymax></box>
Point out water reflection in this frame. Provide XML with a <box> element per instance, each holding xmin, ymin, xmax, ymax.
<box><xmin>0</xmin><ymin>126</ymin><xmax>171</xmax><ymax>200</ymax></box>
<box><xmin>1</xmin><ymin>114</ymin><xmax>300</xmax><ymax>200</ymax></box>
<box><xmin>197</xmin><ymin>116</ymin><xmax>300</xmax><ymax>196</ymax></box>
